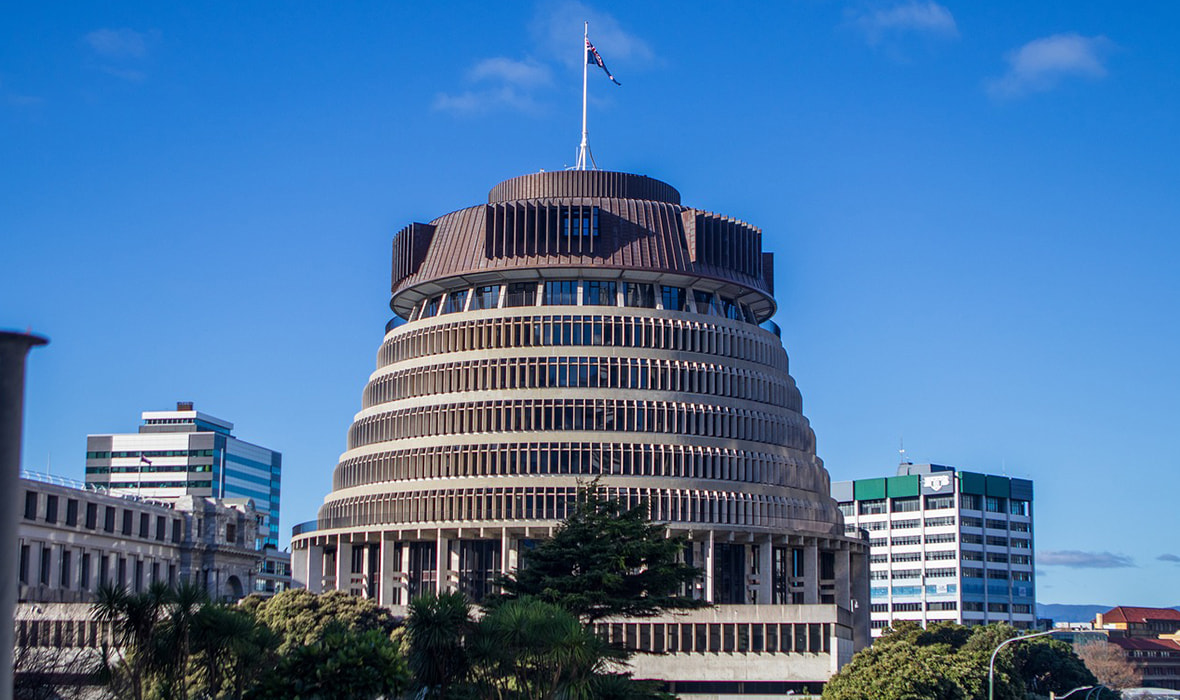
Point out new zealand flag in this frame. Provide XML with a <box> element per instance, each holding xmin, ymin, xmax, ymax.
<box><xmin>586</xmin><ymin>38</ymin><xmax>621</xmax><ymax>86</ymax></box>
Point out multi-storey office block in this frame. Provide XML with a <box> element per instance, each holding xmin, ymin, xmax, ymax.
<box><xmin>292</xmin><ymin>170</ymin><xmax>869</xmax><ymax>693</ymax></box>
<box><xmin>85</xmin><ymin>402</ymin><xmax>282</xmax><ymax>548</ymax></box>
<box><xmin>833</xmin><ymin>463</ymin><xmax>1034</xmax><ymax>636</ymax></box>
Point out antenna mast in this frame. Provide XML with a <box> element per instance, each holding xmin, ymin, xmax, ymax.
<box><xmin>575</xmin><ymin>21</ymin><xmax>596</xmax><ymax>170</ymax></box>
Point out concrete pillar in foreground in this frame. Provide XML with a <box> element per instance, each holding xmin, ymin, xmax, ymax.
<box><xmin>0</xmin><ymin>330</ymin><xmax>48</xmax><ymax>700</ymax></box>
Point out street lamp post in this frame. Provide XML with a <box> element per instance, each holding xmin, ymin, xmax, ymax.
<box><xmin>989</xmin><ymin>629</ymin><xmax>1058</xmax><ymax>700</ymax></box>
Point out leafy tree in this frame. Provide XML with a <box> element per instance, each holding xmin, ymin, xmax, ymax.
<box><xmin>249</xmin><ymin>588</ymin><xmax>398</xmax><ymax>655</ymax></box>
<box><xmin>249</xmin><ymin>621</ymin><xmax>410</xmax><ymax>700</ymax></box>
<box><xmin>404</xmin><ymin>593</ymin><xmax>667</xmax><ymax>700</ymax></box>
<box><xmin>823</xmin><ymin>622</ymin><xmax>1102</xmax><ymax>700</ymax></box>
<box><xmin>494</xmin><ymin>482</ymin><xmax>705</xmax><ymax>623</ymax></box>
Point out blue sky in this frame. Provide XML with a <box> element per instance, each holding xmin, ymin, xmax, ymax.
<box><xmin>3</xmin><ymin>1</ymin><xmax>1178</xmax><ymax>606</ymax></box>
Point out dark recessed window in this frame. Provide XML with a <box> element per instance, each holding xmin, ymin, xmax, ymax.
<box><xmin>471</xmin><ymin>285</ymin><xmax>500</xmax><ymax>310</ymax></box>
<box><xmin>583</xmin><ymin>281</ymin><xmax>617</xmax><ymax>306</ymax></box>
<box><xmin>23</xmin><ymin>492</ymin><xmax>37</xmax><ymax>520</ymax></box>
<box><xmin>545</xmin><ymin>280</ymin><xmax>578</xmax><ymax>306</ymax></box>
<box><xmin>65</xmin><ymin>499</ymin><xmax>78</xmax><ymax>526</ymax></box>
<box><xmin>442</xmin><ymin>289</ymin><xmax>469</xmax><ymax>314</ymax></box>
<box><xmin>504</xmin><ymin>282</ymin><xmax>537</xmax><ymax>308</ymax></box>
<box><xmin>561</xmin><ymin>206</ymin><xmax>598</xmax><ymax>237</ymax></box>
<box><xmin>623</xmin><ymin>283</ymin><xmax>655</xmax><ymax>308</ymax></box>
<box><xmin>660</xmin><ymin>286</ymin><xmax>686</xmax><ymax>311</ymax></box>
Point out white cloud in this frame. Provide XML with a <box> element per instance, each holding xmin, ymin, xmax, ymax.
<box><xmin>987</xmin><ymin>33</ymin><xmax>1112</xmax><ymax>99</ymax></box>
<box><xmin>432</xmin><ymin>86</ymin><xmax>544</xmax><ymax>115</ymax></box>
<box><xmin>530</xmin><ymin>0</ymin><xmax>653</xmax><ymax>68</ymax></box>
<box><xmin>468</xmin><ymin>57</ymin><xmax>552</xmax><ymax>88</ymax></box>
<box><xmin>1039</xmin><ymin>550</ymin><xmax>1134</xmax><ymax>569</ymax></box>
<box><xmin>435</xmin><ymin>2</ymin><xmax>648</xmax><ymax>116</ymax></box>
<box><xmin>851</xmin><ymin>1</ymin><xmax>959</xmax><ymax>45</ymax></box>
<box><xmin>84</xmin><ymin>28</ymin><xmax>155</xmax><ymax>59</ymax></box>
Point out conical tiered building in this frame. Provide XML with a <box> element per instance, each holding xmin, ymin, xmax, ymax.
<box><xmin>292</xmin><ymin>170</ymin><xmax>868</xmax><ymax>693</ymax></box>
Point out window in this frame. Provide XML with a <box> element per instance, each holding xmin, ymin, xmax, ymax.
<box><xmin>891</xmin><ymin>497</ymin><xmax>920</xmax><ymax>512</ymax></box>
<box><xmin>66</xmin><ymin>499</ymin><xmax>78</xmax><ymax>526</ymax></box>
<box><xmin>986</xmin><ymin>536</ymin><xmax>1008</xmax><ymax>547</ymax></box>
<box><xmin>442</xmin><ymin>289</ymin><xmax>469</xmax><ymax>314</ymax></box>
<box><xmin>928</xmin><ymin>601</ymin><xmax>958</xmax><ymax>611</ymax></box>
<box><xmin>623</xmin><ymin>283</ymin><xmax>655</xmax><ymax>308</ymax></box>
<box><xmin>986</xmin><ymin>496</ymin><xmax>1006</xmax><ymax>513</ymax></box>
<box><xmin>40</xmin><ymin>547</ymin><xmax>51</xmax><ymax>585</ymax></box>
<box><xmin>583</xmin><ymin>281</ymin><xmax>616</xmax><ymax>306</ymax></box>
<box><xmin>1009</xmin><ymin>500</ymin><xmax>1029</xmax><ymax>516</ymax></box>
<box><xmin>986</xmin><ymin>519</ymin><xmax>1007</xmax><ymax>530</ymax></box>
<box><xmin>81</xmin><ymin>553</ymin><xmax>91</xmax><ymax>589</ymax></box>
<box><xmin>45</xmin><ymin>495</ymin><xmax>58</xmax><ymax>523</ymax></box>
<box><xmin>893</xmin><ymin>602</ymin><xmax>922</xmax><ymax>612</ymax></box>
<box><xmin>85</xmin><ymin>503</ymin><xmax>97</xmax><ymax>529</ymax></box>
<box><xmin>24</xmin><ymin>491</ymin><xmax>37</xmax><ymax>520</ymax></box>
<box><xmin>892</xmin><ymin>519</ymin><xmax>920</xmax><ymax>530</ymax></box>
<box><xmin>422</xmin><ymin>295</ymin><xmax>442</xmax><ymax>318</ymax></box>
<box><xmin>660</xmin><ymin>286</ymin><xmax>686</xmax><ymax>311</ymax></box>
<box><xmin>925</xmin><ymin>494</ymin><xmax>954</xmax><ymax>510</ymax></box>
<box><xmin>139</xmin><ymin>513</ymin><xmax>150</xmax><ymax>538</ymax></box>
<box><xmin>693</xmin><ymin>290</ymin><xmax>717</xmax><ymax>315</ymax></box>
<box><xmin>19</xmin><ymin>545</ymin><xmax>29</xmax><ymax>584</ymax></box>
<box><xmin>891</xmin><ymin>536</ymin><xmax>921</xmax><ymax>546</ymax></box>
<box><xmin>103</xmin><ymin>508</ymin><xmax>115</xmax><ymax>533</ymax></box>
<box><xmin>561</xmin><ymin>206</ymin><xmax>597</xmax><ymax>237</ymax></box>
<box><xmin>471</xmin><ymin>285</ymin><xmax>500</xmax><ymax>310</ymax></box>
<box><xmin>858</xmin><ymin>499</ymin><xmax>886</xmax><ymax>515</ymax></box>
<box><xmin>60</xmin><ymin>551</ymin><xmax>71</xmax><ymax>589</ymax></box>
<box><xmin>545</xmin><ymin>281</ymin><xmax>578</xmax><ymax>306</ymax></box>
<box><xmin>926</xmin><ymin>533</ymin><xmax>957</xmax><ymax>544</ymax></box>
<box><xmin>505</xmin><ymin>282</ymin><xmax>537</xmax><ymax>308</ymax></box>
<box><xmin>960</xmin><ymin>494</ymin><xmax>982</xmax><ymax>511</ymax></box>
<box><xmin>121</xmin><ymin>510</ymin><xmax>133</xmax><ymax>536</ymax></box>
<box><xmin>988</xmin><ymin>602</ymin><xmax>1009</xmax><ymax>613</ymax></box>
<box><xmin>925</xmin><ymin>517</ymin><xmax>955</xmax><ymax>527</ymax></box>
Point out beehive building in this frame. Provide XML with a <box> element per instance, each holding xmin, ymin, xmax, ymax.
<box><xmin>291</xmin><ymin>170</ymin><xmax>869</xmax><ymax>693</ymax></box>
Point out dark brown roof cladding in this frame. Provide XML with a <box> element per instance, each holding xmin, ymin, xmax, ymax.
<box><xmin>389</xmin><ymin>170</ymin><xmax>776</xmax><ymax>316</ymax></box>
<box><xmin>488</xmin><ymin>170</ymin><xmax>680</xmax><ymax>205</ymax></box>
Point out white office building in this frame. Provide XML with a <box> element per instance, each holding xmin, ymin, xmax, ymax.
<box><xmin>85</xmin><ymin>402</ymin><xmax>282</xmax><ymax>548</ymax></box>
<box><xmin>832</xmin><ymin>463</ymin><xmax>1035</xmax><ymax>635</ymax></box>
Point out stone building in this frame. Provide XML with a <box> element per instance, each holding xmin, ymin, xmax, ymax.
<box><xmin>291</xmin><ymin>170</ymin><xmax>869</xmax><ymax>694</ymax></box>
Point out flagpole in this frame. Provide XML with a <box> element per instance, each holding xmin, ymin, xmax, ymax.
<box><xmin>577</xmin><ymin>21</ymin><xmax>590</xmax><ymax>170</ymax></box>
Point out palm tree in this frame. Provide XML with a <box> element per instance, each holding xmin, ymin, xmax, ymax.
<box><xmin>404</xmin><ymin>591</ymin><xmax>474</xmax><ymax>698</ymax></box>
<box><xmin>91</xmin><ymin>582</ymin><xmax>168</xmax><ymax>700</ymax></box>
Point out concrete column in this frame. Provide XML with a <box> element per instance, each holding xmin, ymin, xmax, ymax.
<box><xmin>500</xmin><ymin>529</ymin><xmax>511</xmax><ymax>578</ymax></box>
<box><xmin>703</xmin><ymin>532</ymin><xmax>715</xmax><ymax>603</ymax></box>
<box><xmin>361</xmin><ymin>541</ymin><xmax>375</xmax><ymax>599</ymax></box>
<box><xmin>757</xmin><ymin>539</ymin><xmax>773</xmax><ymax>604</ymax></box>
<box><xmin>434</xmin><ymin>532</ymin><xmax>448</xmax><ymax>594</ymax></box>
<box><xmin>835</xmin><ymin>546</ymin><xmax>852</xmax><ymax>609</ymax></box>
<box><xmin>0</xmin><ymin>330</ymin><xmax>47</xmax><ymax>700</ymax></box>
<box><xmin>804</xmin><ymin>542</ymin><xmax>820</xmax><ymax>604</ymax></box>
<box><xmin>306</xmin><ymin>544</ymin><xmax>324</xmax><ymax>593</ymax></box>
<box><xmin>47</xmin><ymin>544</ymin><xmax>61</xmax><ymax>590</ymax></box>
<box><xmin>335</xmin><ymin>536</ymin><xmax>352</xmax><ymax>594</ymax></box>
<box><xmin>379</xmin><ymin>536</ymin><xmax>398</xmax><ymax>607</ymax></box>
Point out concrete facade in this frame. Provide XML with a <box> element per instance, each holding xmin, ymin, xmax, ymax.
<box><xmin>291</xmin><ymin>170</ymin><xmax>869</xmax><ymax>693</ymax></box>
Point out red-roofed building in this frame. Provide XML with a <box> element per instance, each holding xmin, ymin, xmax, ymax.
<box><xmin>1096</xmin><ymin>607</ymin><xmax>1180</xmax><ymax>639</ymax></box>
<box><xmin>1106</xmin><ymin>636</ymin><xmax>1180</xmax><ymax>690</ymax></box>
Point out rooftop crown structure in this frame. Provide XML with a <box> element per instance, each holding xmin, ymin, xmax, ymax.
<box><xmin>292</xmin><ymin>170</ymin><xmax>869</xmax><ymax>692</ymax></box>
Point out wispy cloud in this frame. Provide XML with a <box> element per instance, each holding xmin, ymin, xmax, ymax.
<box><xmin>531</xmin><ymin>0</ymin><xmax>653</xmax><ymax>68</ymax></box>
<box><xmin>435</xmin><ymin>2</ymin><xmax>647</xmax><ymax>116</ymax></box>
<box><xmin>83</xmin><ymin>28</ymin><xmax>158</xmax><ymax>82</ymax></box>
<box><xmin>1039</xmin><ymin>550</ymin><xmax>1134</xmax><ymax>569</ymax></box>
<box><xmin>987</xmin><ymin>33</ymin><xmax>1112</xmax><ymax>99</ymax></box>
<box><xmin>850</xmin><ymin>1</ymin><xmax>959</xmax><ymax>46</ymax></box>
<box><xmin>1159</xmin><ymin>553</ymin><xmax>1180</xmax><ymax>564</ymax></box>
<box><xmin>433</xmin><ymin>57</ymin><xmax>552</xmax><ymax>115</ymax></box>
<box><xmin>84</xmin><ymin>28</ymin><xmax>155</xmax><ymax>59</ymax></box>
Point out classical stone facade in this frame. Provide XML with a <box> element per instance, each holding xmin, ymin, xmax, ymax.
<box><xmin>291</xmin><ymin>170</ymin><xmax>869</xmax><ymax>692</ymax></box>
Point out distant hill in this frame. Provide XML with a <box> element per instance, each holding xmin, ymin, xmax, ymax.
<box><xmin>1037</xmin><ymin>603</ymin><xmax>1180</xmax><ymax>623</ymax></box>
<box><xmin>1037</xmin><ymin>603</ymin><xmax>1109</xmax><ymax>623</ymax></box>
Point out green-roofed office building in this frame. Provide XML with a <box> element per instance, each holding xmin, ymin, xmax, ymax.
<box><xmin>832</xmin><ymin>463</ymin><xmax>1034</xmax><ymax>636</ymax></box>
